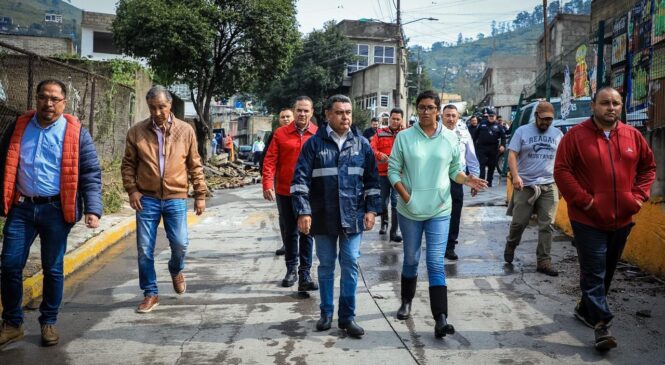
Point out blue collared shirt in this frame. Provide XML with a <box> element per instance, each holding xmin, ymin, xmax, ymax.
<box><xmin>17</xmin><ymin>114</ymin><xmax>67</xmax><ymax>197</ymax></box>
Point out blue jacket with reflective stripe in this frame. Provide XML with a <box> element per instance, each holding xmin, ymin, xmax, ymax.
<box><xmin>291</xmin><ymin>123</ymin><xmax>382</xmax><ymax>235</ymax></box>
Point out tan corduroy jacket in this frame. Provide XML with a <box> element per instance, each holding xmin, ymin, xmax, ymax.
<box><xmin>121</xmin><ymin>115</ymin><xmax>207</xmax><ymax>200</ymax></box>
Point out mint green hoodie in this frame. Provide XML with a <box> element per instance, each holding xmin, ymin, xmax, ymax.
<box><xmin>387</xmin><ymin>122</ymin><xmax>461</xmax><ymax>221</ymax></box>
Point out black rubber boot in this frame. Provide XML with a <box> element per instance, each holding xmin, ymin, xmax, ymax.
<box><xmin>396</xmin><ymin>275</ymin><xmax>417</xmax><ymax>320</ymax></box>
<box><xmin>379</xmin><ymin>212</ymin><xmax>388</xmax><ymax>234</ymax></box>
<box><xmin>429</xmin><ymin>286</ymin><xmax>455</xmax><ymax>338</ymax></box>
<box><xmin>389</xmin><ymin>208</ymin><xmax>402</xmax><ymax>242</ymax></box>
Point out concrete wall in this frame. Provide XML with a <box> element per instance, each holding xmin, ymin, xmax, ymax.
<box><xmin>0</xmin><ymin>34</ymin><xmax>74</xmax><ymax>56</ymax></box>
<box><xmin>590</xmin><ymin>0</ymin><xmax>636</xmax><ymax>36</ymax></box>
<box><xmin>492</xmin><ymin>67</ymin><xmax>537</xmax><ymax>107</ymax></box>
<box><xmin>350</xmin><ymin>64</ymin><xmax>403</xmax><ymax>117</ymax></box>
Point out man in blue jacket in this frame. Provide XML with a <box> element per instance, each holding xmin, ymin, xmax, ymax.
<box><xmin>291</xmin><ymin>94</ymin><xmax>381</xmax><ymax>338</ymax></box>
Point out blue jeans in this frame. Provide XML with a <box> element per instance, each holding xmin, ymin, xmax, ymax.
<box><xmin>315</xmin><ymin>233</ymin><xmax>362</xmax><ymax>323</ymax></box>
<box><xmin>1</xmin><ymin>200</ymin><xmax>73</xmax><ymax>326</ymax></box>
<box><xmin>399</xmin><ymin>214</ymin><xmax>450</xmax><ymax>287</ymax></box>
<box><xmin>276</xmin><ymin>194</ymin><xmax>313</xmax><ymax>274</ymax></box>
<box><xmin>571</xmin><ymin>220</ymin><xmax>634</xmax><ymax>325</ymax></box>
<box><xmin>379</xmin><ymin>176</ymin><xmax>397</xmax><ymax>212</ymax></box>
<box><xmin>136</xmin><ymin>196</ymin><xmax>188</xmax><ymax>297</ymax></box>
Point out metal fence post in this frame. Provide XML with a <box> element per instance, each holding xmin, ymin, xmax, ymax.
<box><xmin>89</xmin><ymin>77</ymin><xmax>96</xmax><ymax>139</ymax></box>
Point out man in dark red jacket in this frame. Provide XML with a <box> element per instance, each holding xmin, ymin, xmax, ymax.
<box><xmin>370</xmin><ymin>108</ymin><xmax>403</xmax><ymax>242</ymax></box>
<box><xmin>554</xmin><ymin>87</ymin><xmax>656</xmax><ymax>352</ymax></box>
<box><xmin>262</xmin><ymin>96</ymin><xmax>318</xmax><ymax>291</ymax></box>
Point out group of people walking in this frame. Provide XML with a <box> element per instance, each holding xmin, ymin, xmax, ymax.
<box><xmin>0</xmin><ymin>79</ymin><xmax>656</xmax><ymax>355</ymax></box>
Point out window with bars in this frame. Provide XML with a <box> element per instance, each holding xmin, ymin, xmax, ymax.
<box><xmin>374</xmin><ymin>46</ymin><xmax>395</xmax><ymax>64</ymax></box>
<box><xmin>380</xmin><ymin>93</ymin><xmax>389</xmax><ymax>107</ymax></box>
<box><xmin>348</xmin><ymin>44</ymin><xmax>369</xmax><ymax>73</ymax></box>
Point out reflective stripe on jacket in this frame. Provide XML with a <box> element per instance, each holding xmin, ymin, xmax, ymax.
<box><xmin>291</xmin><ymin>123</ymin><xmax>382</xmax><ymax>235</ymax></box>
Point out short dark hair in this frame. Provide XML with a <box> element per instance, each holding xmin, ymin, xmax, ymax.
<box><xmin>390</xmin><ymin>108</ymin><xmax>404</xmax><ymax>118</ymax></box>
<box><xmin>442</xmin><ymin>104</ymin><xmax>457</xmax><ymax>112</ymax></box>
<box><xmin>36</xmin><ymin>79</ymin><xmax>67</xmax><ymax>98</ymax></box>
<box><xmin>416</xmin><ymin>90</ymin><xmax>440</xmax><ymax>109</ymax></box>
<box><xmin>293</xmin><ymin>96</ymin><xmax>313</xmax><ymax>108</ymax></box>
<box><xmin>371</xmin><ymin>117</ymin><xmax>379</xmax><ymax>122</ymax></box>
<box><xmin>324</xmin><ymin>94</ymin><xmax>351</xmax><ymax>110</ymax></box>
<box><xmin>279</xmin><ymin>107</ymin><xmax>292</xmax><ymax>113</ymax></box>
<box><xmin>593</xmin><ymin>86</ymin><xmax>621</xmax><ymax>102</ymax></box>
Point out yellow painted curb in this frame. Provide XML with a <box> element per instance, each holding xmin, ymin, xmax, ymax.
<box><xmin>15</xmin><ymin>211</ymin><xmax>202</xmax><ymax>308</ymax></box>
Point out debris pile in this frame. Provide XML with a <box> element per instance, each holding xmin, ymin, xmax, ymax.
<box><xmin>203</xmin><ymin>155</ymin><xmax>261</xmax><ymax>191</ymax></box>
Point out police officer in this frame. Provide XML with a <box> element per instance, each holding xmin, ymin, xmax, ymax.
<box><xmin>472</xmin><ymin>108</ymin><xmax>505</xmax><ymax>187</ymax></box>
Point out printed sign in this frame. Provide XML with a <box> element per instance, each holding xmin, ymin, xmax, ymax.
<box><xmin>628</xmin><ymin>50</ymin><xmax>651</xmax><ymax>113</ymax></box>
<box><xmin>573</xmin><ymin>45</ymin><xmax>590</xmax><ymax>97</ymax></box>
<box><xmin>613</xmin><ymin>14</ymin><xmax>629</xmax><ymax>65</ymax></box>
<box><xmin>655</xmin><ymin>0</ymin><xmax>665</xmax><ymax>45</ymax></box>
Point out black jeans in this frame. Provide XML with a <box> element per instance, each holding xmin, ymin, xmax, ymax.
<box><xmin>477</xmin><ymin>146</ymin><xmax>498</xmax><ymax>185</ymax></box>
<box><xmin>447</xmin><ymin>179</ymin><xmax>463</xmax><ymax>250</ymax></box>
<box><xmin>276</xmin><ymin>194</ymin><xmax>313</xmax><ymax>274</ymax></box>
<box><xmin>571</xmin><ymin>220</ymin><xmax>634</xmax><ymax>325</ymax></box>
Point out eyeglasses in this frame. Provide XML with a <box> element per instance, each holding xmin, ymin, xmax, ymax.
<box><xmin>417</xmin><ymin>105</ymin><xmax>438</xmax><ymax>113</ymax></box>
<box><xmin>37</xmin><ymin>94</ymin><xmax>65</xmax><ymax>104</ymax></box>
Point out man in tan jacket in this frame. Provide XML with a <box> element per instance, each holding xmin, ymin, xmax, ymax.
<box><xmin>121</xmin><ymin>85</ymin><xmax>207</xmax><ymax>313</ymax></box>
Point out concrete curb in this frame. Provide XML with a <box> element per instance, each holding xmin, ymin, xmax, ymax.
<box><xmin>19</xmin><ymin>212</ymin><xmax>202</xmax><ymax>307</ymax></box>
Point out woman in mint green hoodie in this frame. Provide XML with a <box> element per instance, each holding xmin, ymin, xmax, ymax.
<box><xmin>388</xmin><ymin>91</ymin><xmax>487</xmax><ymax>339</ymax></box>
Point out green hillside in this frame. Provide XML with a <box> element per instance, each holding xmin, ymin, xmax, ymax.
<box><xmin>0</xmin><ymin>0</ymin><xmax>82</xmax><ymax>42</ymax></box>
<box><xmin>411</xmin><ymin>24</ymin><xmax>542</xmax><ymax>103</ymax></box>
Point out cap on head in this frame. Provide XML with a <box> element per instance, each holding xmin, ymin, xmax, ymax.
<box><xmin>535</xmin><ymin>101</ymin><xmax>555</xmax><ymax>119</ymax></box>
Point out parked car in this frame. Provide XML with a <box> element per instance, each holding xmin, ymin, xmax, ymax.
<box><xmin>237</xmin><ymin>145</ymin><xmax>253</xmax><ymax>161</ymax></box>
<box><xmin>515</xmin><ymin>97</ymin><xmax>592</xmax><ymax>134</ymax></box>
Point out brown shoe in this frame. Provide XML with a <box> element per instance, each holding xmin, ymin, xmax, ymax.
<box><xmin>137</xmin><ymin>295</ymin><xmax>160</xmax><ymax>313</ymax></box>
<box><xmin>504</xmin><ymin>242</ymin><xmax>517</xmax><ymax>263</ymax></box>
<box><xmin>537</xmin><ymin>260</ymin><xmax>559</xmax><ymax>277</ymax></box>
<box><xmin>172</xmin><ymin>273</ymin><xmax>186</xmax><ymax>294</ymax></box>
<box><xmin>40</xmin><ymin>324</ymin><xmax>59</xmax><ymax>346</ymax></box>
<box><xmin>0</xmin><ymin>322</ymin><xmax>24</xmax><ymax>349</ymax></box>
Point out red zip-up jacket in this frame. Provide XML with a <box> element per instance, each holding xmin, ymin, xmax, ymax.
<box><xmin>262</xmin><ymin>121</ymin><xmax>317</xmax><ymax>196</ymax></box>
<box><xmin>553</xmin><ymin>119</ymin><xmax>656</xmax><ymax>230</ymax></box>
<box><xmin>370</xmin><ymin>126</ymin><xmax>401</xmax><ymax>176</ymax></box>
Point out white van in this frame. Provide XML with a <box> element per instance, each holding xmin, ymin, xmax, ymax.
<box><xmin>515</xmin><ymin>97</ymin><xmax>592</xmax><ymax>134</ymax></box>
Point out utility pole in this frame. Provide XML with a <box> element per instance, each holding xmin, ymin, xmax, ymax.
<box><xmin>395</xmin><ymin>0</ymin><xmax>402</xmax><ymax>110</ymax></box>
<box><xmin>544</xmin><ymin>0</ymin><xmax>551</xmax><ymax>100</ymax></box>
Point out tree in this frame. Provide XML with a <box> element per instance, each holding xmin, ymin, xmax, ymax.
<box><xmin>112</xmin><ymin>0</ymin><xmax>300</xmax><ymax>159</ymax></box>
<box><xmin>476</xmin><ymin>33</ymin><xmax>485</xmax><ymax>40</ymax></box>
<box><xmin>406</xmin><ymin>52</ymin><xmax>432</xmax><ymax>106</ymax></box>
<box><xmin>491</xmin><ymin>20</ymin><xmax>498</xmax><ymax>37</ymax></box>
<box><xmin>548</xmin><ymin>0</ymin><xmax>560</xmax><ymax>20</ymax></box>
<box><xmin>261</xmin><ymin>21</ymin><xmax>354</xmax><ymax>122</ymax></box>
<box><xmin>457</xmin><ymin>32</ymin><xmax>463</xmax><ymax>46</ymax></box>
<box><xmin>531</xmin><ymin>4</ymin><xmax>544</xmax><ymax>25</ymax></box>
<box><xmin>513</xmin><ymin>11</ymin><xmax>530</xmax><ymax>28</ymax></box>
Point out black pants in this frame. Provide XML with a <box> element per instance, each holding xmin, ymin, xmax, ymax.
<box><xmin>571</xmin><ymin>220</ymin><xmax>634</xmax><ymax>325</ymax></box>
<box><xmin>276</xmin><ymin>194</ymin><xmax>313</xmax><ymax>274</ymax></box>
<box><xmin>477</xmin><ymin>146</ymin><xmax>498</xmax><ymax>185</ymax></box>
<box><xmin>447</xmin><ymin>179</ymin><xmax>463</xmax><ymax>250</ymax></box>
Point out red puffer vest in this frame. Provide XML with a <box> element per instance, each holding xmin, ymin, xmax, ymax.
<box><xmin>2</xmin><ymin>111</ymin><xmax>81</xmax><ymax>223</ymax></box>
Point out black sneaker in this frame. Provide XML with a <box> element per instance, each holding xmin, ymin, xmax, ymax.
<box><xmin>281</xmin><ymin>269</ymin><xmax>297</xmax><ymax>287</ymax></box>
<box><xmin>573</xmin><ymin>300</ymin><xmax>594</xmax><ymax>329</ymax></box>
<box><xmin>275</xmin><ymin>245</ymin><xmax>286</xmax><ymax>256</ymax></box>
<box><xmin>594</xmin><ymin>323</ymin><xmax>617</xmax><ymax>351</ymax></box>
<box><xmin>298</xmin><ymin>273</ymin><xmax>318</xmax><ymax>291</ymax></box>
<box><xmin>444</xmin><ymin>249</ymin><xmax>458</xmax><ymax>260</ymax></box>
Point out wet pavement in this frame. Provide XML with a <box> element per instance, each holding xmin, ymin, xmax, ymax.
<box><xmin>1</xmin><ymin>181</ymin><xmax>664</xmax><ymax>364</ymax></box>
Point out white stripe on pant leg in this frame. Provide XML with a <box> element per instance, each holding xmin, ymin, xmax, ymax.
<box><xmin>290</xmin><ymin>184</ymin><xmax>309</xmax><ymax>194</ymax></box>
<box><xmin>364</xmin><ymin>188</ymin><xmax>381</xmax><ymax>196</ymax></box>
<box><xmin>348</xmin><ymin>167</ymin><xmax>364</xmax><ymax>176</ymax></box>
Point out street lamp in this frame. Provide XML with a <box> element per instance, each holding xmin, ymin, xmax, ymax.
<box><xmin>402</xmin><ymin>17</ymin><xmax>438</xmax><ymax>25</ymax></box>
<box><xmin>396</xmin><ymin>16</ymin><xmax>437</xmax><ymax>111</ymax></box>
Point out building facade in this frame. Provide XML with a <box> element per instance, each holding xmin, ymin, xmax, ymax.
<box><xmin>336</xmin><ymin>20</ymin><xmax>407</xmax><ymax>120</ymax></box>
<box><xmin>479</xmin><ymin>55</ymin><xmax>537</xmax><ymax>119</ymax></box>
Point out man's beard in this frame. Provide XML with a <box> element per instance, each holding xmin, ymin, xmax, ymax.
<box><xmin>594</xmin><ymin>114</ymin><xmax>618</xmax><ymax>128</ymax></box>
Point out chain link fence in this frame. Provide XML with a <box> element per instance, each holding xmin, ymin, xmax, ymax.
<box><xmin>0</xmin><ymin>40</ymin><xmax>135</xmax><ymax>162</ymax></box>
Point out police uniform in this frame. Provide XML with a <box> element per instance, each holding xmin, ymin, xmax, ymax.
<box><xmin>472</xmin><ymin>113</ymin><xmax>505</xmax><ymax>186</ymax></box>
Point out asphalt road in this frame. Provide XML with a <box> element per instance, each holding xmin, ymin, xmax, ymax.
<box><xmin>1</xmin><ymin>183</ymin><xmax>663</xmax><ymax>364</ymax></box>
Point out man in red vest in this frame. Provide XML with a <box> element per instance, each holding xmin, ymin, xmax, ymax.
<box><xmin>0</xmin><ymin>79</ymin><xmax>103</xmax><ymax>348</ymax></box>
<box><xmin>370</xmin><ymin>108</ymin><xmax>403</xmax><ymax>242</ymax></box>
<box><xmin>262</xmin><ymin>96</ymin><xmax>318</xmax><ymax>291</ymax></box>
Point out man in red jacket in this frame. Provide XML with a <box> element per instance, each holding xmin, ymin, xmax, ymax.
<box><xmin>262</xmin><ymin>96</ymin><xmax>318</xmax><ymax>291</ymax></box>
<box><xmin>370</xmin><ymin>108</ymin><xmax>403</xmax><ymax>242</ymax></box>
<box><xmin>554</xmin><ymin>87</ymin><xmax>656</xmax><ymax>352</ymax></box>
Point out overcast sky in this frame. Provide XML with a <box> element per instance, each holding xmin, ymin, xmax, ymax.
<box><xmin>68</xmin><ymin>0</ymin><xmax>545</xmax><ymax>47</ymax></box>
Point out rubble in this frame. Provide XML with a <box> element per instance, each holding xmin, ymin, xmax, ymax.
<box><xmin>202</xmin><ymin>156</ymin><xmax>262</xmax><ymax>192</ymax></box>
